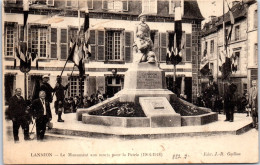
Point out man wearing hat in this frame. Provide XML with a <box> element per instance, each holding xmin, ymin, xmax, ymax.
<box><xmin>40</xmin><ymin>74</ymin><xmax>54</xmax><ymax>103</ymax></box>
<box><xmin>54</xmin><ymin>75</ymin><xmax>69</xmax><ymax>122</ymax></box>
<box><xmin>248</xmin><ymin>80</ymin><xmax>258</xmax><ymax>128</ymax></box>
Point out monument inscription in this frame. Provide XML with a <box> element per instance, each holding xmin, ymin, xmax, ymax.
<box><xmin>137</xmin><ymin>71</ymin><xmax>162</xmax><ymax>89</ymax></box>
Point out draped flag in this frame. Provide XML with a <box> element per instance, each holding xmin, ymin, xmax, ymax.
<box><xmin>15</xmin><ymin>41</ymin><xmax>30</xmax><ymax>73</ymax></box>
<box><xmin>67</xmin><ymin>40</ymin><xmax>85</xmax><ymax>77</ymax></box>
<box><xmin>225</xmin><ymin>3</ymin><xmax>235</xmax><ymax>48</ymax></box>
<box><xmin>84</xmin><ymin>8</ymin><xmax>90</xmax><ymax>33</ymax></box>
<box><xmin>220</xmin><ymin>48</ymin><xmax>232</xmax><ymax>80</ymax></box>
<box><xmin>231</xmin><ymin>52</ymin><xmax>239</xmax><ymax>72</ymax></box>
<box><xmin>200</xmin><ymin>49</ymin><xmax>210</xmax><ymax>76</ymax></box>
<box><xmin>83</xmin><ymin>41</ymin><xmax>91</xmax><ymax>59</ymax></box>
<box><xmin>167</xmin><ymin>1</ymin><xmax>183</xmax><ymax>66</ymax></box>
<box><xmin>23</xmin><ymin>0</ymin><xmax>29</xmax><ymax>28</ymax></box>
<box><xmin>15</xmin><ymin>42</ymin><xmax>39</xmax><ymax>71</ymax></box>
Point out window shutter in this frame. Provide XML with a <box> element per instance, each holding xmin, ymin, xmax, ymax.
<box><xmin>160</xmin><ymin>32</ymin><xmax>167</xmax><ymax>62</ymax></box>
<box><xmin>60</xmin><ymin>28</ymin><xmax>68</xmax><ymax>60</ymax></box>
<box><xmin>181</xmin><ymin>31</ymin><xmax>185</xmax><ymax>61</ymax></box>
<box><xmin>153</xmin><ymin>31</ymin><xmax>159</xmax><ymax>61</ymax></box>
<box><xmin>50</xmin><ymin>28</ymin><xmax>57</xmax><ymax>59</ymax></box>
<box><xmin>186</xmin><ymin>33</ymin><xmax>191</xmax><ymax>62</ymax></box>
<box><xmin>102</xmin><ymin>0</ymin><xmax>108</xmax><ymax>9</ymax></box>
<box><xmin>18</xmin><ymin>25</ymin><xmax>24</xmax><ymax>41</ymax></box>
<box><xmin>47</xmin><ymin>27</ymin><xmax>51</xmax><ymax>58</ymax></box>
<box><xmin>124</xmin><ymin>31</ymin><xmax>133</xmax><ymax>62</ymax></box>
<box><xmin>89</xmin><ymin>30</ymin><xmax>96</xmax><ymax>60</ymax></box>
<box><xmin>97</xmin><ymin>30</ymin><xmax>105</xmax><ymax>61</ymax></box>
<box><xmin>27</xmin><ymin>25</ymin><xmax>32</xmax><ymax>53</ymax></box>
<box><xmin>122</xmin><ymin>0</ymin><xmax>128</xmax><ymax>11</ymax></box>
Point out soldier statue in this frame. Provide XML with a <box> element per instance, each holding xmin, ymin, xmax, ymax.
<box><xmin>133</xmin><ymin>13</ymin><xmax>156</xmax><ymax>63</ymax></box>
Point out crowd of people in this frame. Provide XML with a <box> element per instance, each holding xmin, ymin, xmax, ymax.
<box><xmin>7</xmin><ymin>74</ymin><xmax>109</xmax><ymax>142</ymax></box>
<box><xmin>196</xmin><ymin>80</ymin><xmax>258</xmax><ymax>127</ymax></box>
<box><xmin>6</xmin><ymin>74</ymin><xmax>258</xmax><ymax>143</ymax></box>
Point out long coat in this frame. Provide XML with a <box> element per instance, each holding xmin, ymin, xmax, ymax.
<box><xmin>31</xmin><ymin>98</ymin><xmax>52</xmax><ymax>119</ymax></box>
<box><xmin>248</xmin><ymin>87</ymin><xmax>258</xmax><ymax>109</ymax></box>
<box><xmin>8</xmin><ymin>95</ymin><xmax>27</xmax><ymax>118</ymax></box>
<box><xmin>40</xmin><ymin>82</ymin><xmax>54</xmax><ymax>103</ymax></box>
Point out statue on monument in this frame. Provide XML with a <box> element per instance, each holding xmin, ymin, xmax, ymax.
<box><xmin>133</xmin><ymin>13</ymin><xmax>156</xmax><ymax>63</ymax></box>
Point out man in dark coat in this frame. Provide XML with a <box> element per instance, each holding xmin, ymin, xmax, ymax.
<box><xmin>54</xmin><ymin>75</ymin><xmax>69</xmax><ymax>122</ymax></box>
<box><xmin>8</xmin><ymin>88</ymin><xmax>31</xmax><ymax>142</ymax></box>
<box><xmin>31</xmin><ymin>90</ymin><xmax>52</xmax><ymax>140</ymax></box>
<box><xmin>248</xmin><ymin>80</ymin><xmax>258</xmax><ymax>128</ymax></box>
<box><xmin>40</xmin><ymin>75</ymin><xmax>54</xmax><ymax>103</ymax></box>
<box><xmin>224</xmin><ymin>83</ymin><xmax>237</xmax><ymax>122</ymax></box>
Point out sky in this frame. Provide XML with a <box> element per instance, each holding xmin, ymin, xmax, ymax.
<box><xmin>197</xmin><ymin>0</ymin><xmax>239</xmax><ymax>26</ymax></box>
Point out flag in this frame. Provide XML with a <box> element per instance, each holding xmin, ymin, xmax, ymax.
<box><xmin>83</xmin><ymin>8</ymin><xmax>89</xmax><ymax>33</ymax></box>
<box><xmin>222</xmin><ymin>57</ymin><xmax>232</xmax><ymax>80</ymax></box>
<box><xmin>23</xmin><ymin>0</ymin><xmax>29</xmax><ymax>28</ymax></box>
<box><xmin>231</xmin><ymin>52</ymin><xmax>239</xmax><ymax>72</ymax></box>
<box><xmin>83</xmin><ymin>41</ymin><xmax>91</xmax><ymax>59</ymax></box>
<box><xmin>225</xmin><ymin>3</ymin><xmax>235</xmax><ymax>48</ymax></box>
<box><xmin>67</xmin><ymin>41</ymin><xmax>85</xmax><ymax>77</ymax></box>
<box><xmin>200</xmin><ymin>54</ymin><xmax>210</xmax><ymax>76</ymax></box>
<box><xmin>166</xmin><ymin>47</ymin><xmax>182</xmax><ymax>65</ymax></box>
<box><xmin>175</xmin><ymin>3</ymin><xmax>182</xmax><ymax>54</ymax></box>
<box><xmin>69</xmin><ymin>38</ymin><xmax>74</xmax><ymax>53</ymax></box>
<box><xmin>219</xmin><ymin>50</ymin><xmax>226</xmax><ymax>70</ymax></box>
<box><xmin>15</xmin><ymin>42</ymin><xmax>27</xmax><ymax>62</ymax></box>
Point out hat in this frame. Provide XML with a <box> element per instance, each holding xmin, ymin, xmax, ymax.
<box><xmin>138</xmin><ymin>13</ymin><xmax>148</xmax><ymax>18</ymax></box>
<box><xmin>42</xmin><ymin>74</ymin><xmax>49</xmax><ymax>78</ymax></box>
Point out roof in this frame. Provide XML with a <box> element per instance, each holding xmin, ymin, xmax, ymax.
<box><xmin>4</xmin><ymin>0</ymin><xmax>204</xmax><ymax>21</ymax></box>
<box><xmin>183</xmin><ymin>0</ymin><xmax>204</xmax><ymax>20</ymax></box>
<box><xmin>201</xmin><ymin>1</ymin><xmax>254</xmax><ymax>36</ymax></box>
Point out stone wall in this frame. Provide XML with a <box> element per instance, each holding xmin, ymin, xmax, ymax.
<box><xmin>191</xmin><ymin>21</ymin><xmax>202</xmax><ymax>103</ymax></box>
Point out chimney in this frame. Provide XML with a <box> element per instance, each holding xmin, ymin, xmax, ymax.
<box><xmin>232</xmin><ymin>1</ymin><xmax>240</xmax><ymax>7</ymax></box>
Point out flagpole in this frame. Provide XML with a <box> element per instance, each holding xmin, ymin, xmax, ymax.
<box><xmin>78</xmin><ymin>0</ymin><xmax>83</xmax><ymax>106</ymax></box>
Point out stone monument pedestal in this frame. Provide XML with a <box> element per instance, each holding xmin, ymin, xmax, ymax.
<box><xmin>117</xmin><ymin>63</ymin><xmax>176</xmax><ymax>103</ymax></box>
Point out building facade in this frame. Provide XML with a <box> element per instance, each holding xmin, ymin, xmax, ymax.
<box><xmin>3</xmin><ymin>0</ymin><xmax>204</xmax><ymax>105</ymax></box>
<box><xmin>200</xmin><ymin>0</ymin><xmax>257</xmax><ymax>98</ymax></box>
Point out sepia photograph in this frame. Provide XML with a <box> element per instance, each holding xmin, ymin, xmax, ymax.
<box><xmin>2</xmin><ymin>0</ymin><xmax>259</xmax><ymax>164</ymax></box>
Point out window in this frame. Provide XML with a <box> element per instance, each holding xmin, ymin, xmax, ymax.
<box><xmin>46</xmin><ymin>0</ymin><xmax>54</xmax><ymax>6</ymax></box>
<box><xmin>5</xmin><ymin>25</ymin><xmax>15</xmax><ymax>57</ymax></box>
<box><xmin>66</xmin><ymin>0</ymin><xmax>78</xmax><ymax>7</ymax></box>
<box><xmin>254</xmin><ymin>43</ymin><xmax>258</xmax><ymax>65</ymax></box>
<box><xmin>209</xmin><ymin>63</ymin><xmax>214</xmax><ymax>74</ymax></box>
<box><xmin>29</xmin><ymin>26</ymin><xmax>48</xmax><ymax>58</ymax></box>
<box><xmin>243</xmin><ymin>83</ymin><xmax>247</xmax><ymax>94</ymax></box>
<box><xmin>235</xmin><ymin>25</ymin><xmax>240</xmax><ymax>41</ymax></box>
<box><xmin>6</xmin><ymin>0</ymin><xmax>16</xmax><ymax>3</ymax></box>
<box><xmin>68</xmin><ymin>76</ymin><xmax>85</xmax><ymax>97</ymax></box>
<box><xmin>210</xmin><ymin>40</ymin><xmax>214</xmax><ymax>53</ymax></box>
<box><xmin>142</xmin><ymin>0</ymin><xmax>157</xmax><ymax>14</ymax></box>
<box><xmin>102</xmin><ymin>0</ymin><xmax>128</xmax><ymax>11</ymax></box>
<box><xmin>234</xmin><ymin>51</ymin><xmax>240</xmax><ymax>70</ymax></box>
<box><xmin>87</xmin><ymin>0</ymin><xmax>93</xmax><ymax>9</ymax></box>
<box><xmin>169</xmin><ymin>0</ymin><xmax>182</xmax><ymax>15</ymax></box>
<box><xmin>105</xmin><ymin>31</ymin><xmax>122</xmax><ymax>61</ymax></box>
<box><xmin>254</xmin><ymin>10</ymin><xmax>258</xmax><ymax>29</ymax></box>
<box><xmin>4</xmin><ymin>74</ymin><xmax>15</xmax><ymax>105</ymax></box>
